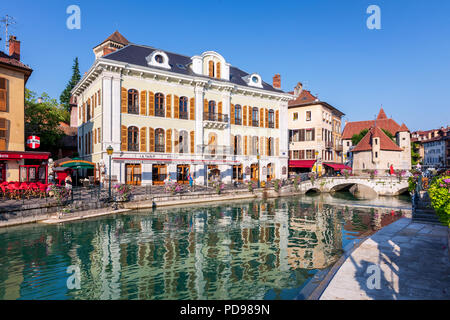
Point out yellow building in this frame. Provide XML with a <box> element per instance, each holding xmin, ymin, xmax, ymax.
<box><xmin>0</xmin><ymin>36</ymin><xmax>50</xmax><ymax>182</ymax></box>
<box><xmin>72</xmin><ymin>32</ymin><xmax>291</xmax><ymax>185</ymax></box>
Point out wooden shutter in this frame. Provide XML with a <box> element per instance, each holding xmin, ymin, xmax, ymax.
<box><xmin>260</xmin><ymin>108</ymin><xmax>264</xmax><ymax>127</ymax></box>
<box><xmin>231</xmin><ymin>134</ymin><xmax>234</xmax><ymax>154</ymax></box>
<box><xmin>173</xmin><ymin>129</ymin><xmax>179</xmax><ymax>153</ymax></box>
<box><xmin>98</xmin><ymin>89</ymin><xmax>101</xmax><ymax>105</ymax></box>
<box><xmin>82</xmin><ymin>103</ymin><xmax>86</xmax><ymax>123</ymax></box>
<box><xmin>189</xmin><ymin>97</ymin><xmax>195</xmax><ymax>120</ymax></box>
<box><xmin>0</xmin><ymin>78</ymin><xmax>6</xmax><ymax>112</ymax></box>
<box><xmin>148</xmin><ymin>91</ymin><xmax>154</xmax><ymax>116</ymax></box>
<box><xmin>266</xmin><ymin>137</ymin><xmax>269</xmax><ymax>156</ymax></box>
<box><xmin>275</xmin><ymin>110</ymin><xmax>279</xmax><ymax>129</ymax></box>
<box><xmin>265</xmin><ymin>109</ymin><xmax>269</xmax><ymax>128</ymax></box>
<box><xmin>166</xmin><ymin>94</ymin><xmax>172</xmax><ymax>118</ymax></box>
<box><xmin>149</xmin><ymin>127</ymin><xmax>155</xmax><ymax>152</ymax></box>
<box><xmin>98</xmin><ymin>128</ymin><xmax>101</xmax><ymax>144</ymax></box>
<box><xmin>218</xmin><ymin>101</ymin><xmax>222</xmax><ymax>115</ymax></box>
<box><xmin>243</xmin><ymin>106</ymin><xmax>247</xmax><ymax>126</ymax></box>
<box><xmin>121</xmin><ymin>126</ymin><xmax>127</xmax><ymax>151</ymax></box>
<box><xmin>94</xmin><ymin>129</ymin><xmax>97</xmax><ymax>144</ymax></box>
<box><xmin>140</xmin><ymin>127</ymin><xmax>147</xmax><ymax>152</ymax></box>
<box><xmin>216</xmin><ymin>62</ymin><xmax>221</xmax><ymax>78</ymax></box>
<box><xmin>204</xmin><ymin>99</ymin><xmax>208</xmax><ymax>114</ymax></box>
<box><xmin>276</xmin><ymin>138</ymin><xmax>279</xmax><ymax>156</ymax></box>
<box><xmin>121</xmin><ymin>87</ymin><xmax>127</xmax><ymax>113</ymax></box>
<box><xmin>230</xmin><ymin>104</ymin><xmax>235</xmax><ymax>125</ymax></box>
<box><xmin>244</xmin><ymin>136</ymin><xmax>248</xmax><ymax>155</ymax></box>
<box><xmin>166</xmin><ymin>129</ymin><xmax>172</xmax><ymax>153</ymax></box>
<box><xmin>208</xmin><ymin>60</ymin><xmax>214</xmax><ymax>77</ymax></box>
<box><xmin>0</xmin><ymin>118</ymin><xmax>7</xmax><ymax>150</ymax></box>
<box><xmin>174</xmin><ymin>95</ymin><xmax>179</xmax><ymax>119</ymax></box>
<box><xmin>140</xmin><ymin>90</ymin><xmax>147</xmax><ymax>115</ymax></box>
<box><xmin>260</xmin><ymin>137</ymin><xmax>264</xmax><ymax>156</ymax></box>
<box><xmin>190</xmin><ymin>131</ymin><xmax>195</xmax><ymax>154</ymax></box>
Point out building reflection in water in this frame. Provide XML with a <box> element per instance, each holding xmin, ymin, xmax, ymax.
<box><xmin>0</xmin><ymin>194</ymin><xmax>409</xmax><ymax>300</ymax></box>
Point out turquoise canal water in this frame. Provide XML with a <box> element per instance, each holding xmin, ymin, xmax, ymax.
<box><xmin>0</xmin><ymin>193</ymin><xmax>411</xmax><ymax>300</ymax></box>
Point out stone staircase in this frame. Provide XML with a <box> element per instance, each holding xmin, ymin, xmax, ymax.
<box><xmin>413</xmin><ymin>191</ymin><xmax>442</xmax><ymax>225</ymax></box>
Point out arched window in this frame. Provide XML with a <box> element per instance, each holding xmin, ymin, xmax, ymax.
<box><xmin>235</xmin><ymin>105</ymin><xmax>242</xmax><ymax>125</ymax></box>
<box><xmin>128</xmin><ymin>126</ymin><xmax>139</xmax><ymax>151</ymax></box>
<box><xmin>268</xmin><ymin>137</ymin><xmax>274</xmax><ymax>156</ymax></box>
<box><xmin>268</xmin><ymin>109</ymin><xmax>274</xmax><ymax>128</ymax></box>
<box><xmin>234</xmin><ymin>135</ymin><xmax>242</xmax><ymax>155</ymax></box>
<box><xmin>179</xmin><ymin>130</ymin><xmax>189</xmax><ymax>153</ymax></box>
<box><xmin>208</xmin><ymin>132</ymin><xmax>217</xmax><ymax>155</ymax></box>
<box><xmin>86</xmin><ymin>102</ymin><xmax>91</xmax><ymax>121</ymax></box>
<box><xmin>179</xmin><ymin>96</ymin><xmax>188</xmax><ymax>119</ymax></box>
<box><xmin>207</xmin><ymin>100</ymin><xmax>216</xmax><ymax>120</ymax></box>
<box><xmin>252</xmin><ymin>107</ymin><xmax>259</xmax><ymax>127</ymax></box>
<box><xmin>155</xmin><ymin>128</ymin><xmax>165</xmax><ymax>152</ymax></box>
<box><xmin>155</xmin><ymin>93</ymin><xmax>165</xmax><ymax>117</ymax></box>
<box><xmin>128</xmin><ymin>89</ymin><xmax>139</xmax><ymax>114</ymax></box>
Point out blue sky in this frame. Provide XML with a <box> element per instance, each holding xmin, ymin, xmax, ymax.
<box><xmin>1</xmin><ymin>0</ymin><xmax>449</xmax><ymax>131</ymax></box>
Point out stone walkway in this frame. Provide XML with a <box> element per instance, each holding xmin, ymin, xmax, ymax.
<box><xmin>320</xmin><ymin>218</ymin><xmax>450</xmax><ymax>300</ymax></box>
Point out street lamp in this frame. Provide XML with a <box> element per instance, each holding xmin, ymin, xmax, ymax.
<box><xmin>106</xmin><ymin>145</ymin><xmax>113</xmax><ymax>200</ymax></box>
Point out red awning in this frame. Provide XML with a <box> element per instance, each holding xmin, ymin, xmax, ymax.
<box><xmin>289</xmin><ymin>160</ymin><xmax>316</xmax><ymax>168</ymax></box>
<box><xmin>0</xmin><ymin>151</ymin><xmax>51</xmax><ymax>160</ymax></box>
<box><xmin>324</xmin><ymin>163</ymin><xmax>352</xmax><ymax>171</ymax></box>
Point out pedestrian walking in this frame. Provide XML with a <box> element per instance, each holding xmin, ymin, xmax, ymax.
<box><xmin>65</xmin><ymin>174</ymin><xmax>73</xmax><ymax>197</ymax></box>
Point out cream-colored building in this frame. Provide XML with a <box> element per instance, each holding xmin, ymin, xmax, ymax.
<box><xmin>342</xmin><ymin>108</ymin><xmax>411</xmax><ymax>173</ymax></box>
<box><xmin>287</xmin><ymin>83</ymin><xmax>344</xmax><ymax>174</ymax></box>
<box><xmin>72</xmin><ymin>32</ymin><xmax>291</xmax><ymax>186</ymax></box>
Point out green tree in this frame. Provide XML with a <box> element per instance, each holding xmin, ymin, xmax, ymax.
<box><xmin>60</xmin><ymin>57</ymin><xmax>81</xmax><ymax>112</ymax></box>
<box><xmin>381</xmin><ymin>129</ymin><xmax>396</xmax><ymax>142</ymax></box>
<box><xmin>351</xmin><ymin>129</ymin><xmax>369</xmax><ymax>145</ymax></box>
<box><xmin>25</xmin><ymin>89</ymin><xmax>69</xmax><ymax>150</ymax></box>
<box><xmin>411</xmin><ymin>142</ymin><xmax>420</xmax><ymax>165</ymax></box>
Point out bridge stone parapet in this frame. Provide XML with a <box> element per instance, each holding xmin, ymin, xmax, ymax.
<box><xmin>294</xmin><ymin>176</ymin><xmax>409</xmax><ymax>197</ymax></box>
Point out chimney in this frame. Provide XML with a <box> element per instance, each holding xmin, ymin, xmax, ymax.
<box><xmin>9</xmin><ymin>36</ymin><xmax>20</xmax><ymax>61</ymax></box>
<box><xmin>294</xmin><ymin>82</ymin><xmax>303</xmax><ymax>97</ymax></box>
<box><xmin>272</xmin><ymin>74</ymin><xmax>281</xmax><ymax>89</ymax></box>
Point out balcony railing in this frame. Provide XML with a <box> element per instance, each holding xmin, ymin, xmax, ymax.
<box><xmin>234</xmin><ymin>118</ymin><xmax>242</xmax><ymax>125</ymax></box>
<box><xmin>179</xmin><ymin>111</ymin><xmax>188</xmax><ymax>120</ymax></box>
<box><xmin>268</xmin><ymin>122</ymin><xmax>274</xmax><ymax>128</ymax></box>
<box><xmin>155</xmin><ymin>145</ymin><xmax>165</xmax><ymax>153</ymax></box>
<box><xmin>203</xmin><ymin>112</ymin><xmax>229</xmax><ymax>123</ymax></box>
<box><xmin>325</xmin><ymin>141</ymin><xmax>333</xmax><ymax>149</ymax></box>
<box><xmin>155</xmin><ymin>109</ymin><xmax>165</xmax><ymax>117</ymax></box>
<box><xmin>128</xmin><ymin>143</ymin><xmax>139</xmax><ymax>152</ymax></box>
<box><xmin>252</xmin><ymin>120</ymin><xmax>259</xmax><ymax>127</ymax></box>
<box><xmin>197</xmin><ymin>144</ymin><xmax>231</xmax><ymax>157</ymax></box>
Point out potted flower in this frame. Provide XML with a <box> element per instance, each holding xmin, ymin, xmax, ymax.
<box><xmin>273</xmin><ymin>179</ymin><xmax>281</xmax><ymax>192</ymax></box>
<box><xmin>113</xmin><ymin>183</ymin><xmax>132</xmax><ymax>201</ymax></box>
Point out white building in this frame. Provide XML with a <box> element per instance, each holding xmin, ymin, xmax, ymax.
<box><xmin>71</xmin><ymin>32</ymin><xmax>291</xmax><ymax>186</ymax></box>
<box><xmin>423</xmin><ymin>137</ymin><xmax>446</xmax><ymax>168</ymax></box>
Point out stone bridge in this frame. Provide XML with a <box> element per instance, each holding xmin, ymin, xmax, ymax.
<box><xmin>293</xmin><ymin>176</ymin><xmax>409</xmax><ymax>197</ymax></box>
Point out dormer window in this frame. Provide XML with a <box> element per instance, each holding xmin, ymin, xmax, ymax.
<box><xmin>244</xmin><ymin>73</ymin><xmax>263</xmax><ymax>88</ymax></box>
<box><xmin>146</xmin><ymin>51</ymin><xmax>171</xmax><ymax>69</ymax></box>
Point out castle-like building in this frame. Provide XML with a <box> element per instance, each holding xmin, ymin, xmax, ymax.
<box><xmin>72</xmin><ymin>31</ymin><xmax>291</xmax><ymax>185</ymax></box>
<box><xmin>342</xmin><ymin>108</ymin><xmax>411</xmax><ymax>173</ymax></box>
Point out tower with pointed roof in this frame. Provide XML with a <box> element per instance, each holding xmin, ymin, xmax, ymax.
<box><xmin>93</xmin><ymin>31</ymin><xmax>129</xmax><ymax>58</ymax></box>
<box><xmin>343</xmin><ymin>107</ymin><xmax>411</xmax><ymax>173</ymax></box>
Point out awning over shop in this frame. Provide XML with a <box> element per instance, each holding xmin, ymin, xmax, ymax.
<box><xmin>289</xmin><ymin>160</ymin><xmax>316</xmax><ymax>168</ymax></box>
<box><xmin>59</xmin><ymin>159</ymin><xmax>95</xmax><ymax>169</ymax></box>
<box><xmin>323</xmin><ymin>163</ymin><xmax>352</xmax><ymax>171</ymax></box>
<box><xmin>0</xmin><ymin>151</ymin><xmax>50</xmax><ymax>160</ymax></box>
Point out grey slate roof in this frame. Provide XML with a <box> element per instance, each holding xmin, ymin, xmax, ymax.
<box><xmin>102</xmin><ymin>44</ymin><xmax>284</xmax><ymax>93</ymax></box>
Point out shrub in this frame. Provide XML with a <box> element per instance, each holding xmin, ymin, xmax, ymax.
<box><xmin>273</xmin><ymin>179</ymin><xmax>281</xmax><ymax>192</ymax></box>
<box><xmin>46</xmin><ymin>184</ymin><xmax>70</xmax><ymax>205</ymax></box>
<box><xmin>342</xmin><ymin>169</ymin><xmax>351</xmax><ymax>179</ymax></box>
<box><xmin>308</xmin><ymin>172</ymin><xmax>316</xmax><ymax>185</ymax></box>
<box><xmin>113</xmin><ymin>183</ymin><xmax>133</xmax><ymax>201</ymax></box>
<box><xmin>428</xmin><ymin>174</ymin><xmax>450</xmax><ymax>226</ymax></box>
<box><xmin>395</xmin><ymin>169</ymin><xmax>406</xmax><ymax>182</ymax></box>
